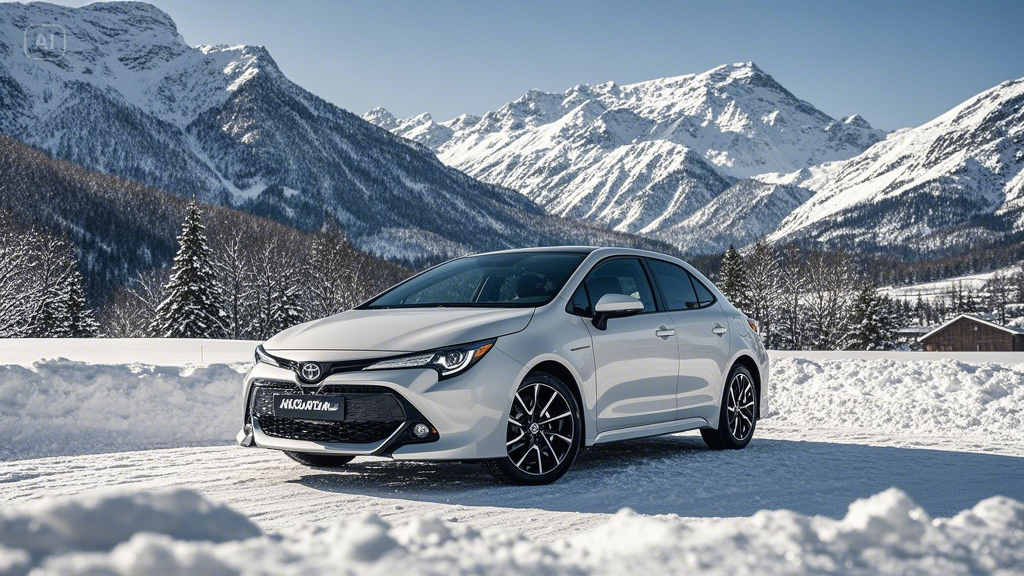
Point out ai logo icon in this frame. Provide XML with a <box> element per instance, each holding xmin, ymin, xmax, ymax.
<box><xmin>24</xmin><ymin>24</ymin><xmax>65</xmax><ymax>61</ymax></box>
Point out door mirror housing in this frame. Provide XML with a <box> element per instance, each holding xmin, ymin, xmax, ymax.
<box><xmin>592</xmin><ymin>293</ymin><xmax>644</xmax><ymax>330</ymax></box>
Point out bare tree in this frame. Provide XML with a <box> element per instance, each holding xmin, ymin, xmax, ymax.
<box><xmin>775</xmin><ymin>244</ymin><xmax>806</xmax><ymax>350</ymax></box>
<box><xmin>303</xmin><ymin>224</ymin><xmax>356</xmax><ymax>318</ymax></box>
<box><xmin>985</xmin><ymin>272</ymin><xmax>1014</xmax><ymax>324</ymax></box>
<box><xmin>743</xmin><ymin>238</ymin><xmax>782</xmax><ymax>348</ymax></box>
<box><xmin>97</xmin><ymin>269</ymin><xmax>169</xmax><ymax>337</ymax></box>
<box><xmin>803</xmin><ymin>249</ymin><xmax>858</xmax><ymax>350</ymax></box>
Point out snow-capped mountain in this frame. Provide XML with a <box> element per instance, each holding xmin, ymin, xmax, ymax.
<box><xmin>761</xmin><ymin>77</ymin><xmax>1024</xmax><ymax>253</ymax></box>
<box><xmin>0</xmin><ymin>2</ymin><xmax>670</xmax><ymax>262</ymax></box>
<box><xmin>366</xmin><ymin>63</ymin><xmax>884</xmax><ymax>240</ymax></box>
<box><xmin>658</xmin><ymin>180</ymin><xmax>814</xmax><ymax>255</ymax></box>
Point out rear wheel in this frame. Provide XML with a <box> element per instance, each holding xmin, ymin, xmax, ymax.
<box><xmin>284</xmin><ymin>451</ymin><xmax>355</xmax><ymax>468</ymax></box>
<box><xmin>484</xmin><ymin>372</ymin><xmax>582</xmax><ymax>485</ymax></box>
<box><xmin>701</xmin><ymin>365</ymin><xmax>758</xmax><ymax>450</ymax></box>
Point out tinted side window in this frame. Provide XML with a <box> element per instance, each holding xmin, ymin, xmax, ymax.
<box><xmin>648</xmin><ymin>259</ymin><xmax>699</xmax><ymax>311</ymax></box>
<box><xmin>569</xmin><ymin>284</ymin><xmax>591</xmax><ymax>316</ymax></box>
<box><xmin>584</xmin><ymin>258</ymin><xmax>656</xmax><ymax>312</ymax></box>
<box><xmin>689</xmin><ymin>272</ymin><xmax>716</xmax><ymax>306</ymax></box>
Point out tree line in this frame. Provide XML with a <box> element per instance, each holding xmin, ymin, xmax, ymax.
<box><xmin>718</xmin><ymin>240</ymin><xmax>1024</xmax><ymax>350</ymax></box>
<box><xmin>717</xmin><ymin>240</ymin><xmax>905</xmax><ymax>350</ymax></box>
<box><xmin>99</xmin><ymin>201</ymin><xmax>411</xmax><ymax>340</ymax></box>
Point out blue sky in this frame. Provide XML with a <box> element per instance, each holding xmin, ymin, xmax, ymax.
<box><xmin>47</xmin><ymin>0</ymin><xmax>1024</xmax><ymax>129</ymax></box>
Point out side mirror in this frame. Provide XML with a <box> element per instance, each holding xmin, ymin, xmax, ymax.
<box><xmin>592</xmin><ymin>293</ymin><xmax>644</xmax><ymax>330</ymax></box>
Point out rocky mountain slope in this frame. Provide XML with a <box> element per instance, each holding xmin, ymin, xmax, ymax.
<box><xmin>0</xmin><ymin>1</ymin><xmax>670</xmax><ymax>263</ymax></box>
<box><xmin>367</xmin><ymin>63</ymin><xmax>885</xmax><ymax>244</ymax></box>
<box><xmin>372</xmin><ymin>68</ymin><xmax>1024</xmax><ymax>259</ymax></box>
<box><xmin>760</xmin><ymin>77</ymin><xmax>1024</xmax><ymax>255</ymax></box>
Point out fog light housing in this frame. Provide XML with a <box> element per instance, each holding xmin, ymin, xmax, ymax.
<box><xmin>412</xmin><ymin>423</ymin><xmax>431</xmax><ymax>438</ymax></box>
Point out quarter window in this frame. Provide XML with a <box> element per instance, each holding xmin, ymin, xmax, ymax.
<box><xmin>689</xmin><ymin>272</ymin><xmax>716</xmax><ymax>307</ymax></box>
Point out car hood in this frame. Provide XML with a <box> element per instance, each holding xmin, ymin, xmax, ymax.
<box><xmin>263</xmin><ymin>307</ymin><xmax>535</xmax><ymax>353</ymax></box>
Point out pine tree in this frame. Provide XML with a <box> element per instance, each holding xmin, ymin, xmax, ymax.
<box><xmin>149</xmin><ymin>200</ymin><xmax>228</xmax><ymax>338</ymax></box>
<box><xmin>842</xmin><ymin>284</ymin><xmax>898</xmax><ymax>350</ymax></box>
<box><xmin>720</xmin><ymin>244</ymin><xmax>751</xmax><ymax>312</ymax></box>
<box><xmin>63</xmin><ymin>263</ymin><xmax>101</xmax><ymax>337</ymax></box>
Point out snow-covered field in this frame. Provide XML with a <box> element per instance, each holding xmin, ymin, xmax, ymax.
<box><xmin>1</xmin><ymin>339</ymin><xmax>1023</xmax><ymax>574</ymax></box>
<box><xmin>881</xmin><ymin>264</ymin><xmax>1020</xmax><ymax>303</ymax></box>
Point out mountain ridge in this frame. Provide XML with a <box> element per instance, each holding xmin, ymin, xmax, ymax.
<box><xmin>0</xmin><ymin>1</ymin><xmax>673</xmax><ymax>264</ymax></box>
<box><xmin>365</xmin><ymin>62</ymin><xmax>885</xmax><ymax>251</ymax></box>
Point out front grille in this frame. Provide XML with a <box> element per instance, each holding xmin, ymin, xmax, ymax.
<box><xmin>251</xmin><ymin>382</ymin><xmax>405</xmax><ymax>444</ymax></box>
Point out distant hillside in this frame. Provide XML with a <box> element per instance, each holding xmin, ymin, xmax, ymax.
<box><xmin>0</xmin><ymin>135</ymin><xmax>408</xmax><ymax>302</ymax></box>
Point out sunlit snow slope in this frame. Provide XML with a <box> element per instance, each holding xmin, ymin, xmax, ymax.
<box><xmin>366</xmin><ymin>63</ymin><xmax>884</xmax><ymax>249</ymax></box>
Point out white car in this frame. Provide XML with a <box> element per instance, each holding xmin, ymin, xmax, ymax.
<box><xmin>238</xmin><ymin>247</ymin><xmax>769</xmax><ymax>485</ymax></box>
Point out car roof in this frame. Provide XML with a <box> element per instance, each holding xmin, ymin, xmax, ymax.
<box><xmin>474</xmin><ymin>246</ymin><xmax>682</xmax><ymax>259</ymax></box>
<box><xmin>475</xmin><ymin>246</ymin><xmax>599</xmax><ymax>256</ymax></box>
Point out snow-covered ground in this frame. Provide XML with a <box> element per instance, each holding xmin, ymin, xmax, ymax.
<box><xmin>881</xmin><ymin>264</ymin><xmax>1020</xmax><ymax>303</ymax></box>
<box><xmin>1</xmin><ymin>339</ymin><xmax>1023</xmax><ymax>574</ymax></box>
<box><xmin>0</xmin><ymin>338</ymin><xmax>258</xmax><ymax>367</ymax></box>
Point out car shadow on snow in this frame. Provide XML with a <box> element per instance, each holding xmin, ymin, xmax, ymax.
<box><xmin>290</xmin><ymin>435</ymin><xmax>1024</xmax><ymax>519</ymax></box>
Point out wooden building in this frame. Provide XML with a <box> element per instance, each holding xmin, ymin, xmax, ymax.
<box><xmin>918</xmin><ymin>315</ymin><xmax>1024</xmax><ymax>352</ymax></box>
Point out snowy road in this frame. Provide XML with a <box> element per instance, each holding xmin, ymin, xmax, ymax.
<box><xmin>3</xmin><ymin>343</ymin><xmax>1024</xmax><ymax>573</ymax></box>
<box><xmin>4</xmin><ymin>425</ymin><xmax>1022</xmax><ymax>540</ymax></box>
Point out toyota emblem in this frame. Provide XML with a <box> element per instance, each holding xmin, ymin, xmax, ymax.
<box><xmin>298</xmin><ymin>362</ymin><xmax>323</xmax><ymax>382</ymax></box>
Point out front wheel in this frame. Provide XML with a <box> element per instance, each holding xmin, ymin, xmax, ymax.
<box><xmin>701</xmin><ymin>365</ymin><xmax>758</xmax><ymax>450</ymax></box>
<box><xmin>484</xmin><ymin>372</ymin><xmax>582</xmax><ymax>485</ymax></box>
<box><xmin>284</xmin><ymin>451</ymin><xmax>355</xmax><ymax>468</ymax></box>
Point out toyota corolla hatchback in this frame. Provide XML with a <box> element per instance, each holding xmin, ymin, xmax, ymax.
<box><xmin>238</xmin><ymin>247</ymin><xmax>769</xmax><ymax>484</ymax></box>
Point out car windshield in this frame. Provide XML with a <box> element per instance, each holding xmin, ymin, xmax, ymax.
<box><xmin>362</xmin><ymin>252</ymin><xmax>588</xmax><ymax>309</ymax></box>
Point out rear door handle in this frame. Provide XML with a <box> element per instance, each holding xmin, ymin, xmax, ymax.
<box><xmin>712</xmin><ymin>323</ymin><xmax>727</xmax><ymax>336</ymax></box>
<box><xmin>655</xmin><ymin>325</ymin><xmax>676</xmax><ymax>339</ymax></box>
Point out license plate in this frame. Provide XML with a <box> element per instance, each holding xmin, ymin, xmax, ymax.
<box><xmin>273</xmin><ymin>394</ymin><xmax>346</xmax><ymax>422</ymax></box>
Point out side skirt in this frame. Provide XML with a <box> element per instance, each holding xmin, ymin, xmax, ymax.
<box><xmin>592</xmin><ymin>417</ymin><xmax>709</xmax><ymax>445</ymax></box>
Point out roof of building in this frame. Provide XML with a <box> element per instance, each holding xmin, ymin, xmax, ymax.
<box><xmin>917</xmin><ymin>314</ymin><xmax>1024</xmax><ymax>342</ymax></box>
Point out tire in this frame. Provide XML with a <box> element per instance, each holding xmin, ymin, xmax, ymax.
<box><xmin>701</xmin><ymin>365</ymin><xmax>758</xmax><ymax>450</ymax></box>
<box><xmin>484</xmin><ymin>372</ymin><xmax>582</xmax><ymax>485</ymax></box>
<box><xmin>284</xmin><ymin>451</ymin><xmax>355</xmax><ymax>468</ymax></box>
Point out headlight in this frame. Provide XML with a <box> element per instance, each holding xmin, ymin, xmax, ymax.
<box><xmin>364</xmin><ymin>339</ymin><xmax>495</xmax><ymax>380</ymax></box>
<box><xmin>254</xmin><ymin>344</ymin><xmax>283</xmax><ymax>367</ymax></box>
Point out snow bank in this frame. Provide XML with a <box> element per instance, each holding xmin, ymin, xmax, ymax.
<box><xmin>0</xmin><ymin>338</ymin><xmax>257</xmax><ymax>367</ymax></box>
<box><xmin>1</xmin><ymin>487</ymin><xmax>1021</xmax><ymax>575</ymax></box>
<box><xmin>0</xmin><ymin>360</ymin><xmax>246</xmax><ymax>461</ymax></box>
<box><xmin>769</xmin><ymin>357</ymin><xmax>1024</xmax><ymax>440</ymax></box>
<box><xmin>3</xmin><ymin>352</ymin><xmax>1024</xmax><ymax>461</ymax></box>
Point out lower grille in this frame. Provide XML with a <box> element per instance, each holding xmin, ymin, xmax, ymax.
<box><xmin>251</xmin><ymin>382</ymin><xmax>405</xmax><ymax>444</ymax></box>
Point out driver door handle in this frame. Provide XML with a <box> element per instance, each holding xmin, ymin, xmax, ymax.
<box><xmin>712</xmin><ymin>323</ymin><xmax>728</xmax><ymax>336</ymax></box>
<box><xmin>655</xmin><ymin>325</ymin><xmax>676</xmax><ymax>339</ymax></box>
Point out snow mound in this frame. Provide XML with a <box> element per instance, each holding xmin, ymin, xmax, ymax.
<box><xmin>0</xmin><ymin>360</ymin><xmax>247</xmax><ymax>461</ymax></box>
<box><xmin>769</xmin><ymin>358</ymin><xmax>1024</xmax><ymax>440</ymax></box>
<box><xmin>1</xmin><ymin>488</ymin><xmax>1021</xmax><ymax>575</ymax></box>
<box><xmin>4</xmin><ymin>353</ymin><xmax>1024</xmax><ymax>461</ymax></box>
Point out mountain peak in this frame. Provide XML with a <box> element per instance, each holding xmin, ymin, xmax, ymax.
<box><xmin>362</xmin><ymin>107</ymin><xmax>399</xmax><ymax>130</ymax></box>
<box><xmin>841</xmin><ymin>114</ymin><xmax>872</xmax><ymax>129</ymax></box>
<box><xmin>80</xmin><ymin>1</ymin><xmax>180</xmax><ymax>34</ymax></box>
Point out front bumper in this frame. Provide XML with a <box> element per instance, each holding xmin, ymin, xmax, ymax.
<box><xmin>237</xmin><ymin>345</ymin><xmax>525</xmax><ymax>460</ymax></box>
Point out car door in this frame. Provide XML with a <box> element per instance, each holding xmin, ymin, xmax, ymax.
<box><xmin>646</xmin><ymin>259</ymin><xmax>731</xmax><ymax>423</ymax></box>
<box><xmin>576</xmin><ymin>257</ymin><xmax>678</xmax><ymax>431</ymax></box>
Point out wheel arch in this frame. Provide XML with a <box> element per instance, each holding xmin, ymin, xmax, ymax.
<box><xmin>527</xmin><ymin>359</ymin><xmax>587</xmax><ymax>441</ymax></box>
<box><xmin>731</xmin><ymin>354</ymin><xmax>763</xmax><ymax>419</ymax></box>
